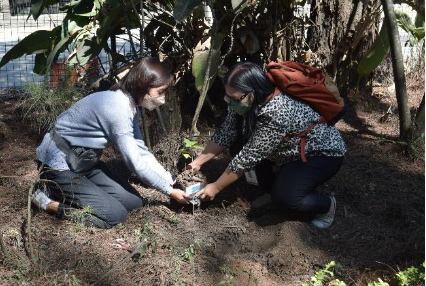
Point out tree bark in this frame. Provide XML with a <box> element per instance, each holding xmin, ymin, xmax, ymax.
<box><xmin>413</xmin><ymin>95</ymin><xmax>425</xmax><ymax>140</ymax></box>
<box><xmin>308</xmin><ymin>0</ymin><xmax>380</xmax><ymax>93</ymax></box>
<box><xmin>381</xmin><ymin>0</ymin><xmax>412</xmax><ymax>139</ymax></box>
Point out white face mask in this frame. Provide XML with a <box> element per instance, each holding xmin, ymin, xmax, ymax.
<box><xmin>141</xmin><ymin>94</ymin><xmax>166</xmax><ymax>111</ymax></box>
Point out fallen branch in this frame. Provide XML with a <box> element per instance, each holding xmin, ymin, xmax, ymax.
<box><xmin>0</xmin><ymin>232</ymin><xmax>8</xmax><ymax>259</ymax></box>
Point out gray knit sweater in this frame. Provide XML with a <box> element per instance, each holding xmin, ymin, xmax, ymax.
<box><xmin>36</xmin><ymin>90</ymin><xmax>173</xmax><ymax>195</ymax></box>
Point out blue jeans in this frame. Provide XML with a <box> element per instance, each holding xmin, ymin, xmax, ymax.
<box><xmin>38</xmin><ymin>161</ymin><xmax>143</xmax><ymax>228</ymax></box>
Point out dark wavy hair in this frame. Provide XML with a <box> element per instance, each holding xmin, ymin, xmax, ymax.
<box><xmin>224</xmin><ymin>62</ymin><xmax>276</xmax><ymax>138</ymax></box>
<box><xmin>111</xmin><ymin>57</ymin><xmax>173</xmax><ymax>102</ymax></box>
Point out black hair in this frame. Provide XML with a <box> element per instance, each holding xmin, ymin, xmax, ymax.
<box><xmin>111</xmin><ymin>57</ymin><xmax>173</xmax><ymax>102</ymax></box>
<box><xmin>224</xmin><ymin>62</ymin><xmax>276</xmax><ymax>138</ymax></box>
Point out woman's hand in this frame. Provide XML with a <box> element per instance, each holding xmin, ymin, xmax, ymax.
<box><xmin>170</xmin><ymin>189</ymin><xmax>190</xmax><ymax>204</ymax></box>
<box><xmin>186</xmin><ymin>162</ymin><xmax>201</xmax><ymax>172</ymax></box>
<box><xmin>197</xmin><ymin>183</ymin><xmax>222</xmax><ymax>201</ymax></box>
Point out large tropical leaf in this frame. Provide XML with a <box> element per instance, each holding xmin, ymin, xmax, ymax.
<box><xmin>357</xmin><ymin>22</ymin><xmax>390</xmax><ymax>78</ymax></box>
<box><xmin>74</xmin><ymin>0</ymin><xmax>100</xmax><ymax>17</ymax></box>
<box><xmin>45</xmin><ymin>15</ymin><xmax>89</xmax><ymax>73</ymax></box>
<box><xmin>192</xmin><ymin>48</ymin><xmax>221</xmax><ymax>93</ymax></box>
<box><xmin>0</xmin><ymin>28</ymin><xmax>60</xmax><ymax>69</ymax></box>
<box><xmin>414</xmin><ymin>13</ymin><xmax>425</xmax><ymax>28</ymax></box>
<box><xmin>29</xmin><ymin>0</ymin><xmax>59</xmax><ymax>20</ymax></box>
<box><xmin>395</xmin><ymin>9</ymin><xmax>425</xmax><ymax>43</ymax></box>
<box><xmin>68</xmin><ymin>36</ymin><xmax>102</xmax><ymax>66</ymax></box>
<box><xmin>173</xmin><ymin>0</ymin><xmax>203</xmax><ymax>23</ymax></box>
<box><xmin>97</xmin><ymin>6</ymin><xmax>121</xmax><ymax>44</ymax></box>
<box><xmin>34</xmin><ymin>53</ymin><xmax>49</xmax><ymax>74</ymax></box>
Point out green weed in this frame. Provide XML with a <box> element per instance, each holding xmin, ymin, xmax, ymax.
<box><xmin>303</xmin><ymin>261</ymin><xmax>345</xmax><ymax>286</ymax></box>
<box><xmin>134</xmin><ymin>221</ymin><xmax>158</xmax><ymax>258</ymax></box>
<box><xmin>396</xmin><ymin>262</ymin><xmax>425</xmax><ymax>286</ymax></box>
<box><xmin>182</xmin><ymin>238</ymin><xmax>203</xmax><ymax>262</ymax></box>
<box><xmin>17</xmin><ymin>80</ymin><xmax>87</xmax><ymax>133</ymax></box>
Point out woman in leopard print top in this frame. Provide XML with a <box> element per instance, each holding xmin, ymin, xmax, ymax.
<box><xmin>190</xmin><ymin>62</ymin><xmax>346</xmax><ymax>228</ymax></box>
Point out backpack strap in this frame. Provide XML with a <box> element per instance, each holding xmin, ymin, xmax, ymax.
<box><xmin>284</xmin><ymin>117</ymin><xmax>327</xmax><ymax>163</ymax></box>
<box><xmin>50</xmin><ymin>129</ymin><xmax>71</xmax><ymax>154</ymax></box>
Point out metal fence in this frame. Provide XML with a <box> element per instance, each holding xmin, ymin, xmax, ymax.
<box><xmin>0</xmin><ymin>0</ymin><xmax>136</xmax><ymax>89</ymax></box>
<box><xmin>0</xmin><ymin>2</ymin><xmax>421</xmax><ymax>89</ymax></box>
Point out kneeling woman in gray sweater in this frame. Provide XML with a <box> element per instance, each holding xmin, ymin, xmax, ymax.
<box><xmin>34</xmin><ymin>57</ymin><xmax>190</xmax><ymax>228</ymax></box>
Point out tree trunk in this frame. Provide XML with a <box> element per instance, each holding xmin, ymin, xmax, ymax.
<box><xmin>381</xmin><ymin>0</ymin><xmax>412</xmax><ymax>139</ymax></box>
<box><xmin>413</xmin><ymin>94</ymin><xmax>425</xmax><ymax>141</ymax></box>
<box><xmin>308</xmin><ymin>0</ymin><xmax>380</xmax><ymax>93</ymax></box>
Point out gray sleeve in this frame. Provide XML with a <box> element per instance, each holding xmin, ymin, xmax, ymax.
<box><xmin>101</xmin><ymin>104</ymin><xmax>173</xmax><ymax>195</ymax></box>
<box><xmin>211</xmin><ymin>108</ymin><xmax>238</xmax><ymax>147</ymax></box>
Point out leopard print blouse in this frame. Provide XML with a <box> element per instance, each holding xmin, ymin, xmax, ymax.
<box><xmin>211</xmin><ymin>92</ymin><xmax>346</xmax><ymax>173</ymax></box>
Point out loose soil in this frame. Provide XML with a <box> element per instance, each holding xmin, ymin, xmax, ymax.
<box><xmin>0</xmin><ymin>79</ymin><xmax>424</xmax><ymax>286</ymax></box>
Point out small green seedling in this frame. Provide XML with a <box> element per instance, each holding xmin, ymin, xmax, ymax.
<box><xmin>179</xmin><ymin>138</ymin><xmax>204</xmax><ymax>161</ymax></box>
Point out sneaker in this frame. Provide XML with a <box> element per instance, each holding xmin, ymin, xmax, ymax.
<box><xmin>251</xmin><ymin>193</ymin><xmax>272</xmax><ymax>211</ymax></box>
<box><xmin>311</xmin><ymin>194</ymin><xmax>336</xmax><ymax>229</ymax></box>
<box><xmin>32</xmin><ymin>187</ymin><xmax>52</xmax><ymax>210</ymax></box>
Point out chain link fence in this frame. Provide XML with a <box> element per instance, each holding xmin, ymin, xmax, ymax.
<box><xmin>0</xmin><ymin>0</ymin><xmax>136</xmax><ymax>89</ymax></box>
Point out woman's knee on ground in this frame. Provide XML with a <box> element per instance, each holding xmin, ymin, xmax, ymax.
<box><xmin>271</xmin><ymin>189</ymin><xmax>306</xmax><ymax>212</ymax></box>
<box><xmin>118</xmin><ymin>191</ymin><xmax>143</xmax><ymax>211</ymax></box>
<box><xmin>101</xmin><ymin>204</ymin><xmax>128</xmax><ymax>226</ymax></box>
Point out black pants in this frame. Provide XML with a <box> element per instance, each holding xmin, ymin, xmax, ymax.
<box><xmin>271</xmin><ymin>156</ymin><xmax>343</xmax><ymax>214</ymax></box>
<box><xmin>230</xmin><ymin>141</ymin><xmax>343</xmax><ymax>214</ymax></box>
<box><xmin>38</xmin><ymin>161</ymin><xmax>143</xmax><ymax>228</ymax></box>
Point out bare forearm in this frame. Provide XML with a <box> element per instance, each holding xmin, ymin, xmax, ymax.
<box><xmin>215</xmin><ymin>168</ymin><xmax>243</xmax><ymax>191</ymax></box>
<box><xmin>198</xmin><ymin>168</ymin><xmax>243</xmax><ymax>201</ymax></box>
<box><xmin>192</xmin><ymin>140</ymin><xmax>226</xmax><ymax>167</ymax></box>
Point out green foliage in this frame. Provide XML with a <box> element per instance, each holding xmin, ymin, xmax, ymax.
<box><xmin>0</xmin><ymin>28</ymin><xmax>60</xmax><ymax>71</ymax></box>
<box><xmin>303</xmin><ymin>261</ymin><xmax>345</xmax><ymax>286</ymax></box>
<box><xmin>357</xmin><ymin>9</ymin><xmax>425</xmax><ymax>79</ymax></box>
<box><xmin>381</xmin><ymin>133</ymin><xmax>425</xmax><ymax>161</ymax></box>
<box><xmin>70</xmin><ymin>205</ymin><xmax>94</xmax><ymax>231</ymax></box>
<box><xmin>218</xmin><ymin>266</ymin><xmax>237</xmax><ymax>286</ymax></box>
<box><xmin>168</xmin><ymin>215</ymin><xmax>180</xmax><ymax>225</ymax></box>
<box><xmin>357</xmin><ymin>22</ymin><xmax>390</xmax><ymax>79</ymax></box>
<box><xmin>304</xmin><ymin>261</ymin><xmax>426</xmax><ymax>286</ymax></box>
<box><xmin>178</xmin><ymin>138</ymin><xmax>204</xmax><ymax>160</ymax></box>
<box><xmin>192</xmin><ymin>48</ymin><xmax>222</xmax><ymax>93</ymax></box>
<box><xmin>395</xmin><ymin>10</ymin><xmax>425</xmax><ymax>46</ymax></box>
<box><xmin>18</xmin><ymin>80</ymin><xmax>86</xmax><ymax>133</ymax></box>
<box><xmin>396</xmin><ymin>263</ymin><xmax>425</xmax><ymax>286</ymax></box>
<box><xmin>135</xmin><ymin>222</ymin><xmax>158</xmax><ymax>258</ymax></box>
<box><xmin>182</xmin><ymin>238</ymin><xmax>202</xmax><ymax>262</ymax></box>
